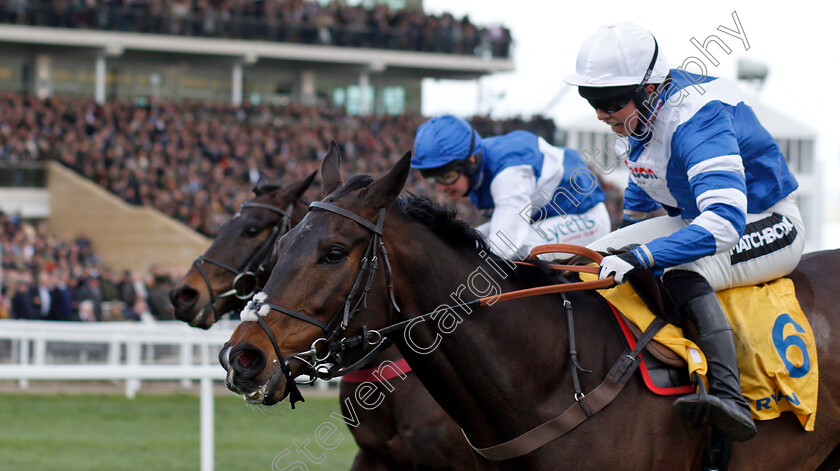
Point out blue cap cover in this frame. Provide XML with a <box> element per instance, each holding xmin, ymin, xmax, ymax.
<box><xmin>411</xmin><ymin>115</ymin><xmax>481</xmax><ymax>170</ymax></box>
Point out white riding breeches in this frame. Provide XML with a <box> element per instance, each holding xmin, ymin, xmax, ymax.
<box><xmin>587</xmin><ymin>197</ymin><xmax>805</xmax><ymax>291</ymax></box>
<box><xmin>479</xmin><ymin>202</ymin><xmax>612</xmax><ymax>258</ymax></box>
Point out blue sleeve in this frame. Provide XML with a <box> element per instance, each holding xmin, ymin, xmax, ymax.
<box><xmin>642</xmin><ymin>102</ymin><xmax>748</xmax><ymax>268</ymax></box>
<box><xmin>622</xmin><ymin>176</ymin><xmax>661</xmax><ymax>225</ymax></box>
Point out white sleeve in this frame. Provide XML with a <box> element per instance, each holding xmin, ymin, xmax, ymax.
<box><xmin>485</xmin><ymin>165</ymin><xmax>537</xmax><ymax>258</ymax></box>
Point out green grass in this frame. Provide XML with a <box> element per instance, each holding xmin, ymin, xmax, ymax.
<box><xmin>0</xmin><ymin>392</ymin><xmax>358</xmax><ymax>471</ymax></box>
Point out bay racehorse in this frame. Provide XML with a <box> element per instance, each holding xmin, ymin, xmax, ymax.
<box><xmin>170</xmin><ymin>164</ymin><xmax>476</xmax><ymax>470</ymax></box>
<box><xmin>220</xmin><ymin>148</ymin><xmax>840</xmax><ymax>470</ymax></box>
<box><xmin>170</xmin><ymin>171</ymin><xmax>315</xmax><ymax>328</ymax></box>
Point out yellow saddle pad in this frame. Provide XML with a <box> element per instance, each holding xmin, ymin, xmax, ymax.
<box><xmin>580</xmin><ymin>273</ymin><xmax>818</xmax><ymax>431</ymax></box>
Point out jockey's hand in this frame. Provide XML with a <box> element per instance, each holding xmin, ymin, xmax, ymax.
<box><xmin>599</xmin><ymin>251</ymin><xmax>644</xmax><ymax>284</ymax></box>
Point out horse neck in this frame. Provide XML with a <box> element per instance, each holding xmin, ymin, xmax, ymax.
<box><xmin>385</xmin><ymin>220</ymin><xmax>621</xmax><ymax>447</ymax></box>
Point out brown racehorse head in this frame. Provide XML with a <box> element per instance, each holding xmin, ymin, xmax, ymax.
<box><xmin>169</xmin><ymin>171</ymin><xmax>315</xmax><ymax>328</ymax></box>
<box><xmin>220</xmin><ymin>143</ymin><xmax>840</xmax><ymax>470</ymax></box>
<box><xmin>171</xmin><ymin>149</ymin><xmax>478</xmax><ymax>470</ymax></box>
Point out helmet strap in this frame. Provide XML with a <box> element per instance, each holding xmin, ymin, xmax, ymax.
<box><xmin>630</xmin><ymin>35</ymin><xmax>661</xmax><ymax>135</ymax></box>
<box><xmin>461</xmin><ymin>129</ymin><xmax>484</xmax><ymax>194</ymax></box>
<box><xmin>463</xmin><ymin>152</ymin><xmax>484</xmax><ymax>195</ymax></box>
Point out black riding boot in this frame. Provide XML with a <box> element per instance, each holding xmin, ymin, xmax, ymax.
<box><xmin>672</xmin><ymin>292</ymin><xmax>757</xmax><ymax>442</ymax></box>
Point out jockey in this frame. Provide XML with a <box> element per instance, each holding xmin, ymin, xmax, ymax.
<box><xmin>565</xmin><ymin>22</ymin><xmax>804</xmax><ymax>442</ymax></box>
<box><xmin>411</xmin><ymin>115</ymin><xmax>611</xmax><ymax>258</ymax></box>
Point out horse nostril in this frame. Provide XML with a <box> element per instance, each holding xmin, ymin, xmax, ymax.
<box><xmin>170</xmin><ymin>286</ymin><xmax>198</xmax><ymax>309</ymax></box>
<box><xmin>230</xmin><ymin>344</ymin><xmax>266</xmax><ymax>380</ymax></box>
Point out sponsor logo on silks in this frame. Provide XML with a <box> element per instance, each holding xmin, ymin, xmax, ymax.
<box><xmin>543</xmin><ymin>215</ymin><xmax>597</xmax><ymax>243</ymax></box>
<box><xmin>729</xmin><ymin>213</ymin><xmax>797</xmax><ymax>265</ymax></box>
<box><xmin>625</xmin><ymin>160</ymin><xmax>659</xmax><ymax>180</ymax></box>
<box><xmin>754</xmin><ymin>390</ymin><xmax>801</xmax><ymax>411</ymax></box>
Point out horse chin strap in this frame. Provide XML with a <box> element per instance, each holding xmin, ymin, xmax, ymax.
<box><xmin>249</xmin><ymin>201</ymin><xmax>401</xmax><ymax>403</ymax></box>
<box><xmin>192</xmin><ymin>202</ymin><xmax>293</xmax><ymax>321</ymax></box>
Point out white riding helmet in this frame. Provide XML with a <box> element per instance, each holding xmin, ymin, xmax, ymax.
<box><xmin>564</xmin><ymin>22</ymin><xmax>670</xmax><ymax>88</ymax></box>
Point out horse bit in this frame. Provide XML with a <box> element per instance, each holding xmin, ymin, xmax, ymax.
<box><xmin>246</xmin><ymin>201</ymin><xmax>402</xmax><ymax>406</ymax></box>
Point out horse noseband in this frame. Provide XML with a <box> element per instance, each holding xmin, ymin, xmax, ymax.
<box><xmin>250</xmin><ymin>201</ymin><xmax>401</xmax><ymax>387</ymax></box>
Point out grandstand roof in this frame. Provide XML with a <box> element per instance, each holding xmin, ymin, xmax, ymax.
<box><xmin>0</xmin><ymin>25</ymin><xmax>513</xmax><ymax>80</ymax></box>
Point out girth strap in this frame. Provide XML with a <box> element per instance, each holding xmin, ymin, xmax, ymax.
<box><xmin>465</xmin><ymin>316</ymin><xmax>667</xmax><ymax>461</ymax></box>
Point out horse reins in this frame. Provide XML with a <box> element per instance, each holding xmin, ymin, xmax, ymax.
<box><xmin>245</xmin><ymin>202</ymin><xmax>614</xmax><ymax>393</ymax></box>
<box><xmin>246</xmin><ymin>204</ymin><xmax>665</xmax><ymax>454</ymax></box>
<box><xmin>192</xmin><ymin>202</ymin><xmax>294</xmax><ymax>320</ymax></box>
<box><xmin>245</xmin><ymin>201</ymin><xmax>402</xmax><ymax>406</ymax></box>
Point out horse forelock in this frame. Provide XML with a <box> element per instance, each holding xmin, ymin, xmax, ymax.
<box><xmin>327</xmin><ymin>174</ymin><xmax>375</xmax><ymax>200</ymax></box>
<box><xmin>252</xmin><ymin>181</ymin><xmax>282</xmax><ymax>197</ymax></box>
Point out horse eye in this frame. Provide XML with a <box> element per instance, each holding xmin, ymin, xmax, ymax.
<box><xmin>324</xmin><ymin>246</ymin><xmax>346</xmax><ymax>264</ymax></box>
<box><xmin>244</xmin><ymin>226</ymin><xmax>261</xmax><ymax>237</ymax></box>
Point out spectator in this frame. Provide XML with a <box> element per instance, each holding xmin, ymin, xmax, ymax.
<box><xmin>31</xmin><ymin>271</ymin><xmax>53</xmax><ymax>320</ymax></box>
<box><xmin>77</xmin><ymin>299</ymin><xmax>97</xmax><ymax>322</ymax></box>
<box><xmin>118</xmin><ymin>270</ymin><xmax>138</xmax><ymax>307</ymax></box>
<box><xmin>74</xmin><ymin>276</ymin><xmax>104</xmax><ymax>321</ymax></box>
<box><xmin>0</xmin><ymin>1</ymin><xmax>512</xmax><ymax>58</ymax></box>
<box><xmin>11</xmin><ymin>273</ymin><xmax>39</xmax><ymax>319</ymax></box>
<box><xmin>50</xmin><ymin>271</ymin><xmax>75</xmax><ymax>321</ymax></box>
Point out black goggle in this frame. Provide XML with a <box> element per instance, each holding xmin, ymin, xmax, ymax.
<box><xmin>586</xmin><ymin>94</ymin><xmax>634</xmax><ymax>114</ymax></box>
<box><xmin>426</xmin><ymin>167</ymin><xmax>463</xmax><ymax>186</ymax></box>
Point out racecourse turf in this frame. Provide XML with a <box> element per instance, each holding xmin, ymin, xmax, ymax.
<box><xmin>0</xmin><ymin>391</ymin><xmax>358</xmax><ymax>471</ymax></box>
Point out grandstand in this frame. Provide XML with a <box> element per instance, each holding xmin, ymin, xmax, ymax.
<box><xmin>0</xmin><ymin>6</ymin><xmax>517</xmax><ymax>467</ymax></box>
<box><xmin>0</xmin><ymin>1</ymin><xmax>520</xmax><ymax>324</ymax></box>
<box><xmin>0</xmin><ymin>0</ymin><xmax>512</xmax><ymax>110</ymax></box>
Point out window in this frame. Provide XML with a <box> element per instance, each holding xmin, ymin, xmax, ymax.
<box><xmin>377</xmin><ymin>86</ymin><xmax>405</xmax><ymax>115</ymax></box>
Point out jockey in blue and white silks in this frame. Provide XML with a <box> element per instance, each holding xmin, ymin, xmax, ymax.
<box><xmin>601</xmin><ymin>67</ymin><xmax>803</xmax><ymax>290</ymax></box>
<box><xmin>564</xmin><ymin>22</ymin><xmax>805</xmax><ymax>442</ymax></box>
<box><xmin>411</xmin><ymin>115</ymin><xmax>610</xmax><ymax>258</ymax></box>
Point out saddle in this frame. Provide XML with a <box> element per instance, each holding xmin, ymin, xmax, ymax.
<box><xmin>557</xmin><ymin>248</ymin><xmax>818</xmax><ymax>431</ymax></box>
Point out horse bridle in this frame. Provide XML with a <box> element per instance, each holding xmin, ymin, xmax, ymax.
<box><xmin>245</xmin><ymin>201</ymin><xmax>402</xmax><ymax>405</ymax></box>
<box><xmin>192</xmin><ymin>202</ymin><xmax>294</xmax><ymax>320</ymax></box>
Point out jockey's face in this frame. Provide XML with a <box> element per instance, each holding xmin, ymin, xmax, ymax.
<box><xmin>593</xmin><ymin>84</ymin><xmax>658</xmax><ymax>137</ymax></box>
<box><xmin>436</xmin><ymin>173</ymin><xmax>470</xmax><ymax>199</ymax></box>
<box><xmin>596</xmin><ymin>100</ymin><xmax>640</xmax><ymax>137</ymax></box>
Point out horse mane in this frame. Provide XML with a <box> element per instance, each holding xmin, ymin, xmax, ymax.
<box><xmin>331</xmin><ymin>174</ymin><xmax>559</xmax><ymax>288</ymax></box>
<box><xmin>395</xmin><ymin>194</ymin><xmax>489</xmax><ymax>252</ymax></box>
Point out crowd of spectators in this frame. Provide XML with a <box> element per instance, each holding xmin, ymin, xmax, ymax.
<box><xmin>1</xmin><ymin>92</ymin><xmax>585</xmax><ymax>236</ymax></box>
<box><xmin>0</xmin><ymin>90</ymin><xmax>624</xmax><ymax>321</ymax></box>
<box><xmin>0</xmin><ymin>0</ymin><xmax>512</xmax><ymax>58</ymax></box>
<box><xmin>0</xmin><ymin>211</ymin><xmax>177</xmax><ymax>322</ymax></box>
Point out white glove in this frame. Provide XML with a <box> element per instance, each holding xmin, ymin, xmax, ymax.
<box><xmin>599</xmin><ymin>251</ymin><xmax>644</xmax><ymax>284</ymax></box>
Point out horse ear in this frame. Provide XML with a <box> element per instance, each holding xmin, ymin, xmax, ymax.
<box><xmin>321</xmin><ymin>140</ymin><xmax>343</xmax><ymax>198</ymax></box>
<box><xmin>252</xmin><ymin>171</ymin><xmax>271</xmax><ymax>195</ymax></box>
<box><xmin>285</xmin><ymin>171</ymin><xmax>317</xmax><ymax>200</ymax></box>
<box><xmin>361</xmin><ymin>151</ymin><xmax>412</xmax><ymax>209</ymax></box>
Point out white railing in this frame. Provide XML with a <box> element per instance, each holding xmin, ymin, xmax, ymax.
<box><xmin>0</xmin><ymin>319</ymin><xmax>339</xmax><ymax>471</ymax></box>
<box><xmin>0</xmin><ymin>364</ymin><xmax>222</xmax><ymax>471</ymax></box>
<box><xmin>0</xmin><ymin>319</ymin><xmax>234</xmax><ymax>395</ymax></box>
<box><xmin>0</xmin><ymin>319</ymin><xmax>237</xmax><ymax>471</ymax></box>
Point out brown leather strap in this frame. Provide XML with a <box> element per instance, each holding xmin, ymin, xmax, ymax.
<box><xmin>463</xmin><ymin>367</ymin><xmax>627</xmax><ymax>461</ymax></box>
<box><xmin>464</xmin><ymin>315</ymin><xmax>667</xmax><ymax>461</ymax></box>
<box><xmin>480</xmin><ymin>244</ymin><xmax>613</xmax><ymax>305</ymax></box>
<box><xmin>481</xmin><ymin>278</ymin><xmax>614</xmax><ymax>305</ymax></box>
<box><xmin>528</xmin><ymin>244</ymin><xmax>605</xmax><ymax>263</ymax></box>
